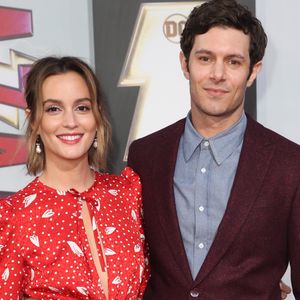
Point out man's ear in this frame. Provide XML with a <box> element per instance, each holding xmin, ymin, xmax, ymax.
<box><xmin>179</xmin><ymin>51</ymin><xmax>190</xmax><ymax>80</ymax></box>
<box><xmin>247</xmin><ymin>61</ymin><xmax>262</xmax><ymax>87</ymax></box>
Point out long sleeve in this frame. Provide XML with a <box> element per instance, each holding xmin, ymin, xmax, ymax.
<box><xmin>0</xmin><ymin>199</ymin><xmax>24</xmax><ymax>299</ymax></box>
<box><xmin>120</xmin><ymin>167</ymin><xmax>150</xmax><ymax>299</ymax></box>
<box><xmin>289</xmin><ymin>181</ymin><xmax>300</xmax><ymax>299</ymax></box>
<box><xmin>136</xmin><ymin>184</ymin><xmax>150</xmax><ymax>300</ymax></box>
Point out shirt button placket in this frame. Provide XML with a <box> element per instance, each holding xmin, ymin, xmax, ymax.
<box><xmin>198</xmin><ymin>242</ymin><xmax>204</xmax><ymax>249</ymax></box>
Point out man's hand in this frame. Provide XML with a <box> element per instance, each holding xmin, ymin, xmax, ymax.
<box><xmin>280</xmin><ymin>280</ymin><xmax>292</xmax><ymax>299</ymax></box>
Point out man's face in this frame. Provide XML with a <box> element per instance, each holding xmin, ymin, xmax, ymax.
<box><xmin>180</xmin><ymin>26</ymin><xmax>261</xmax><ymax>134</ymax></box>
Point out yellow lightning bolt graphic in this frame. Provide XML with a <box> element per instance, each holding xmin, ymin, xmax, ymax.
<box><xmin>118</xmin><ymin>2</ymin><xmax>204</xmax><ymax>161</ymax></box>
<box><xmin>0</xmin><ymin>49</ymin><xmax>34</xmax><ymax>128</ymax></box>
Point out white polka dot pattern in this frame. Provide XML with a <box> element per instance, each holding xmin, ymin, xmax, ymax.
<box><xmin>0</xmin><ymin>167</ymin><xmax>150</xmax><ymax>299</ymax></box>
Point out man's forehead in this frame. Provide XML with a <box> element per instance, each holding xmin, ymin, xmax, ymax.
<box><xmin>192</xmin><ymin>27</ymin><xmax>250</xmax><ymax>52</ymax></box>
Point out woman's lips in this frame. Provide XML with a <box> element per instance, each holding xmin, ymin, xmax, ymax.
<box><xmin>57</xmin><ymin>134</ymin><xmax>82</xmax><ymax>144</ymax></box>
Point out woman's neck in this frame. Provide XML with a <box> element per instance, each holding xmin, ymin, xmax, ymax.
<box><xmin>39</xmin><ymin>160</ymin><xmax>95</xmax><ymax>193</ymax></box>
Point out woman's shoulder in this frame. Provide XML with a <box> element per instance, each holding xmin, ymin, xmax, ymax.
<box><xmin>95</xmin><ymin>167</ymin><xmax>142</xmax><ymax>201</ymax></box>
<box><xmin>94</xmin><ymin>167</ymin><xmax>142</xmax><ymax>214</ymax></box>
<box><xmin>0</xmin><ymin>197</ymin><xmax>13</xmax><ymax>228</ymax></box>
<box><xmin>96</xmin><ymin>167</ymin><xmax>140</xmax><ymax>187</ymax></box>
<box><xmin>1</xmin><ymin>178</ymin><xmax>39</xmax><ymax>211</ymax></box>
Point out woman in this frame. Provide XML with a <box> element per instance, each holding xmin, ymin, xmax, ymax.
<box><xmin>0</xmin><ymin>56</ymin><xmax>149</xmax><ymax>299</ymax></box>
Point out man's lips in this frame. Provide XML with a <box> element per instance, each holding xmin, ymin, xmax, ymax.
<box><xmin>204</xmin><ymin>87</ymin><xmax>229</xmax><ymax>96</ymax></box>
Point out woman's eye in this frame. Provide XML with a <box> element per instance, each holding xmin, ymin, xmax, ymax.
<box><xmin>76</xmin><ymin>105</ymin><xmax>91</xmax><ymax>112</ymax></box>
<box><xmin>45</xmin><ymin>105</ymin><xmax>60</xmax><ymax>113</ymax></box>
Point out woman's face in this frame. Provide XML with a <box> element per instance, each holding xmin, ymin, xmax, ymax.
<box><xmin>38</xmin><ymin>71</ymin><xmax>97</xmax><ymax>167</ymax></box>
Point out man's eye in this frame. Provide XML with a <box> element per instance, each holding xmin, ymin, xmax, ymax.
<box><xmin>199</xmin><ymin>56</ymin><xmax>210</xmax><ymax>62</ymax></box>
<box><xmin>229</xmin><ymin>59</ymin><xmax>241</xmax><ymax>65</ymax></box>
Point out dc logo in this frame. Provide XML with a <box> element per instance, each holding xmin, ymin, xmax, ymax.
<box><xmin>163</xmin><ymin>13</ymin><xmax>187</xmax><ymax>44</ymax></box>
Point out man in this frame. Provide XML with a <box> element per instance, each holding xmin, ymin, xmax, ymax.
<box><xmin>128</xmin><ymin>0</ymin><xmax>300</xmax><ymax>299</ymax></box>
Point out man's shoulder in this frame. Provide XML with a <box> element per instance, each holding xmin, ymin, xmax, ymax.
<box><xmin>247</xmin><ymin>116</ymin><xmax>300</xmax><ymax>153</ymax></box>
<box><xmin>131</xmin><ymin>118</ymin><xmax>185</xmax><ymax>147</ymax></box>
<box><xmin>127</xmin><ymin>118</ymin><xmax>185</xmax><ymax>166</ymax></box>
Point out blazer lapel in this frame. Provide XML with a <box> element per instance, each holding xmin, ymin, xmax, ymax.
<box><xmin>152</xmin><ymin>119</ymin><xmax>193</xmax><ymax>283</ymax></box>
<box><xmin>195</xmin><ymin>118</ymin><xmax>275</xmax><ymax>284</ymax></box>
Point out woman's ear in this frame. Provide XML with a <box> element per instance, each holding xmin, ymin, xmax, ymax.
<box><xmin>25</xmin><ymin>108</ymin><xmax>30</xmax><ymax>117</ymax></box>
<box><xmin>25</xmin><ymin>108</ymin><xmax>37</xmax><ymax>132</ymax></box>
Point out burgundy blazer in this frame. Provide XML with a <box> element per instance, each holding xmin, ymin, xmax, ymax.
<box><xmin>127</xmin><ymin>116</ymin><xmax>300</xmax><ymax>300</ymax></box>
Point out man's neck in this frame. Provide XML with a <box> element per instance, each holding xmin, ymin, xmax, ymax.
<box><xmin>191</xmin><ymin>110</ymin><xmax>244</xmax><ymax>138</ymax></box>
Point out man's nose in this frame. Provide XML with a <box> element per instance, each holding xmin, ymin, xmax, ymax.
<box><xmin>210</xmin><ymin>60</ymin><xmax>226</xmax><ymax>81</ymax></box>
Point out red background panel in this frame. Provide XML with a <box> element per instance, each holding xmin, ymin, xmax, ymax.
<box><xmin>0</xmin><ymin>134</ymin><xmax>27</xmax><ymax>167</ymax></box>
<box><xmin>0</xmin><ymin>6</ymin><xmax>33</xmax><ymax>40</ymax></box>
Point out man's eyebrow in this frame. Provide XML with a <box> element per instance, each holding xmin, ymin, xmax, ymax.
<box><xmin>194</xmin><ymin>49</ymin><xmax>246</xmax><ymax>60</ymax></box>
<box><xmin>226</xmin><ymin>54</ymin><xmax>246</xmax><ymax>60</ymax></box>
<box><xmin>194</xmin><ymin>49</ymin><xmax>213</xmax><ymax>55</ymax></box>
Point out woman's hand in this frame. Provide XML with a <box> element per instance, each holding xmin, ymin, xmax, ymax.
<box><xmin>280</xmin><ymin>280</ymin><xmax>292</xmax><ymax>299</ymax></box>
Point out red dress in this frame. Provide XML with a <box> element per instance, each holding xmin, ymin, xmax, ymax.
<box><xmin>0</xmin><ymin>167</ymin><xmax>149</xmax><ymax>299</ymax></box>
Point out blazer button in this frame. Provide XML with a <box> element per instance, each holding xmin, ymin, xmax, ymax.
<box><xmin>190</xmin><ymin>289</ymin><xmax>199</xmax><ymax>298</ymax></box>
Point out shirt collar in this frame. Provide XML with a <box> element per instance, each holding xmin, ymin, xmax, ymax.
<box><xmin>183</xmin><ymin>112</ymin><xmax>247</xmax><ymax>165</ymax></box>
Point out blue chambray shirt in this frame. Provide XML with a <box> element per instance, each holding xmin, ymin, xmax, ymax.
<box><xmin>173</xmin><ymin>112</ymin><xmax>247</xmax><ymax>279</ymax></box>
